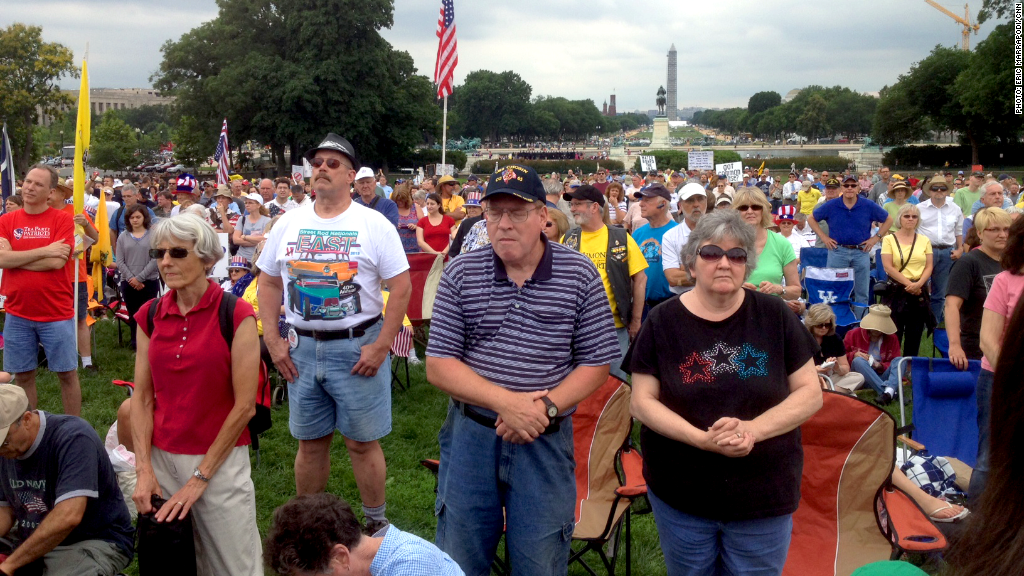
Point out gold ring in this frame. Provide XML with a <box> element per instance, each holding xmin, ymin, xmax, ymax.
<box><xmin>735</xmin><ymin>432</ymin><xmax>742</xmax><ymax>438</ymax></box>
<box><xmin>175</xmin><ymin>501</ymin><xmax>184</xmax><ymax>506</ymax></box>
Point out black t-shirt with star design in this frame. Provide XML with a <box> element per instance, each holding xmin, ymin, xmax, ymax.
<box><xmin>626</xmin><ymin>290</ymin><xmax>818</xmax><ymax>521</ymax></box>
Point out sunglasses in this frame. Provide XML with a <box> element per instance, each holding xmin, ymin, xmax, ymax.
<box><xmin>545</xmin><ymin>221</ymin><xmax>554</xmax><ymax>228</ymax></box>
<box><xmin>930</xmin><ymin>186</ymin><xmax>948</xmax><ymax>192</ymax></box>
<box><xmin>311</xmin><ymin>157</ymin><xmax>352</xmax><ymax>170</ymax></box>
<box><xmin>734</xmin><ymin>204</ymin><xmax>763</xmax><ymax>212</ymax></box>
<box><xmin>841</xmin><ymin>184</ymin><xmax>859</xmax><ymax>188</ymax></box>
<box><xmin>149</xmin><ymin>248</ymin><xmax>194</xmax><ymax>259</ymax></box>
<box><xmin>698</xmin><ymin>245</ymin><xmax>748</xmax><ymax>265</ymax></box>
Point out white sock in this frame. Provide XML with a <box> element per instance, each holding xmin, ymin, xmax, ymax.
<box><xmin>884</xmin><ymin>387</ymin><xmax>894</xmax><ymax>396</ymax></box>
<box><xmin>81</xmin><ymin>356</ymin><xmax>92</xmax><ymax>367</ymax></box>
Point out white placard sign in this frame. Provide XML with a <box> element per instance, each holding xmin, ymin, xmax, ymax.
<box><xmin>209</xmin><ymin>233</ymin><xmax>231</xmax><ymax>279</ymax></box>
<box><xmin>688</xmin><ymin>151</ymin><xmax>714</xmax><ymax>171</ymax></box>
<box><xmin>716</xmin><ymin>161</ymin><xmax>743</xmax><ymax>184</ymax></box>
<box><xmin>639</xmin><ymin>155</ymin><xmax>657</xmax><ymax>172</ymax></box>
<box><xmin>435</xmin><ymin>164</ymin><xmax>455</xmax><ymax>177</ymax></box>
<box><xmin>302</xmin><ymin>158</ymin><xmax>312</xmax><ymax>177</ymax></box>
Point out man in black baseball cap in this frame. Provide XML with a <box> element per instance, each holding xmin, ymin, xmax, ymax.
<box><xmin>303</xmin><ymin>133</ymin><xmax>357</xmax><ymax>167</ymax></box>
<box><xmin>562</xmin><ymin>183</ymin><xmax>605</xmax><ymax>207</ymax></box>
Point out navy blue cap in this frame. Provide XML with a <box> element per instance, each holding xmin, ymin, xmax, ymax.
<box><xmin>484</xmin><ymin>164</ymin><xmax>546</xmax><ymax>203</ymax></box>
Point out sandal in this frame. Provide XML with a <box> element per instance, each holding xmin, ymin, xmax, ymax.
<box><xmin>928</xmin><ymin>503</ymin><xmax>969</xmax><ymax>523</ymax></box>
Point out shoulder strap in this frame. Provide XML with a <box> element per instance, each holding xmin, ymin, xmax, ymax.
<box><xmin>115</xmin><ymin>206</ymin><xmax>125</xmax><ymax>227</ymax></box>
<box><xmin>219</xmin><ymin>293</ymin><xmax>238</xmax><ymax>349</ymax></box>
<box><xmin>891</xmin><ymin>234</ymin><xmax>918</xmax><ymax>274</ymax></box>
<box><xmin>369</xmin><ymin>196</ymin><xmax>380</xmax><ymax>210</ymax></box>
<box><xmin>146</xmin><ymin>296</ymin><xmax>158</xmax><ymax>335</ymax></box>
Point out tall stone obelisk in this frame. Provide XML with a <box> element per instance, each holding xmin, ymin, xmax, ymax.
<box><xmin>667</xmin><ymin>44</ymin><xmax>678</xmax><ymax>121</ymax></box>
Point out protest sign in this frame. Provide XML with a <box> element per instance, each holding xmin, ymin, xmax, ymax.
<box><xmin>688</xmin><ymin>151</ymin><xmax>714</xmax><ymax>171</ymax></box>
<box><xmin>639</xmin><ymin>155</ymin><xmax>657</xmax><ymax>172</ymax></box>
<box><xmin>716</xmin><ymin>161</ymin><xmax>743</xmax><ymax>183</ymax></box>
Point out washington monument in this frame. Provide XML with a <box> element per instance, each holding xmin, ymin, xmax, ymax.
<box><xmin>667</xmin><ymin>44</ymin><xmax>678</xmax><ymax>121</ymax></box>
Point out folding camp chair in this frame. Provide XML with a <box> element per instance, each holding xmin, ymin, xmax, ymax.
<box><xmin>390</xmin><ymin>325</ymin><xmax>414</xmax><ymax>392</ymax></box>
<box><xmin>799</xmin><ymin>247</ymin><xmax>829</xmax><ymax>271</ymax></box>
<box><xmin>931</xmin><ymin>329</ymin><xmax>949</xmax><ymax>358</ymax></box>
<box><xmin>569</xmin><ymin>375</ymin><xmax>647</xmax><ymax>576</ymax></box>
<box><xmin>804</xmin><ymin>266</ymin><xmax>866</xmax><ymax>332</ymax></box>
<box><xmin>894</xmin><ymin>357</ymin><xmax>981</xmax><ymax>467</ymax></box>
<box><xmin>406</xmin><ymin>253</ymin><xmax>444</xmax><ymax>347</ymax></box>
<box><xmin>783</xmin><ymin>391</ymin><xmax>946</xmax><ymax>576</ymax></box>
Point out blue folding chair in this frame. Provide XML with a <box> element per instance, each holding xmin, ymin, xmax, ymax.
<box><xmin>869</xmin><ymin>252</ymin><xmax>888</xmax><ymax>303</ymax></box>
<box><xmin>895</xmin><ymin>357</ymin><xmax>981</xmax><ymax>467</ymax></box>
<box><xmin>931</xmin><ymin>328</ymin><xmax>949</xmax><ymax>358</ymax></box>
<box><xmin>798</xmin><ymin>247</ymin><xmax>828</xmax><ymax>275</ymax></box>
<box><xmin>803</xmin><ymin>266</ymin><xmax>865</xmax><ymax>334</ymax></box>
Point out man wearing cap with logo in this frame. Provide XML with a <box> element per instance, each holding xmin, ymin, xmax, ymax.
<box><xmin>0</xmin><ymin>165</ymin><xmax>78</xmax><ymax>416</ymax></box>
<box><xmin>437</xmin><ymin>176</ymin><xmax>466</xmax><ymax>221</ymax></box>
<box><xmin>353</xmin><ymin>167</ymin><xmax>399</xmax><ymax>227</ymax></box>
<box><xmin>0</xmin><ymin>384</ymin><xmax>134</xmax><ymax>575</ymax></box>
<box><xmin>662</xmin><ymin>182</ymin><xmax>708</xmax><ymax>295</ymax></box>
<box><xmin>563</xmin><ymin>185</ymin><xmax>647</xmax><ymax>381</ymax></box>
<box><xmin>917</xmin><ymin>175</ymin><xmax>964</xmax><ymax>323</ymax></box>
<box><xmin>425</xmin><ymin>164</ymin><xmax>620</xmax><ymax>576</ymax></box>
<box><xmin>810</xmin><ymin>175</ymin><xmax>893</xmax><ymax>306</ymax></box>
<box><xmin>630</xmin><ymin>183</ymin><xmax>678</xmax><ymax>312</ymax></box>
<box><xmin>169</xmin><ymin>174</ymin><xmax>199</xmax><ymax>217</ymax></box>
<box><xmin>257</xmin><ymin>133</ymin><xmax>411</xmax><ymax>535</ymax></box>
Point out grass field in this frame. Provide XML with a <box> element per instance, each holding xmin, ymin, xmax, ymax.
<box><xmin>24</xmin><ymin>315</ymin><xmax>937</xmax><ymax>575</ymax></box>
<box><xmin>632</xmin><ymin>127</ymin><xmax>704</xmax><ymax>140</ymax></box>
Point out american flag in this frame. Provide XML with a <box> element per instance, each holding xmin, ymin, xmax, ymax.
<box><xmin>390</xmin><ymin>325</ymin><xmax>413</xmax><ymax>358</ymax></box>
<box><xmin>433</xmin><ymin>0</ymin><xmax>458</xmax><ymax>98</ymax></box>
<box><xmin>0</xmin><ymin>122</ymin><xmax>14</xmax><ymax>212</ymax></box>
<box><xmin>214</xmin><ymin>118</ymin><xmax>230</xmax><ymax>186</ymax></box>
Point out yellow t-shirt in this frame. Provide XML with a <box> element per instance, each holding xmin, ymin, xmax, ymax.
<box><xmin>442</xmin><ymin>194</ymin><xmax>465</xmax><ymax>216</ymax></box>
<box><xmin>242</xmin><ymin>279</ymin><xmax>262</xmax><ymax>336</ymax></box>
<box><xmin>577</xmin><ymin>227</ymin><xmax>648</xmax><ymax>328</ymax></box>
<box><xmin>881</xmin><ymin>234</ymin><xmax>932</xmax><ymax>281</ymax></box>
<box><xmin>798</xmin><ymin>189</ymin><xmax>821</xmax><ymax>214</ymax></box>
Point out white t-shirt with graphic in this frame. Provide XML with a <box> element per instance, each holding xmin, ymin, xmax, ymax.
<box><xmin>257</xmin><ymin>202</ymin><xmax>409</xmax><ymax>331</ymax></box>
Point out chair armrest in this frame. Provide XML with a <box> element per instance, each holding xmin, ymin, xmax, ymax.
<box><xmin>615</xmin><ymin>485</ymin><xmax>647</xmax><ymax>497</ymax></box>
<box><xmin>618</xmin><ymin>447</ymin><xmax>647</xmax><ymax>499</ymax></box>
<box><xmin>420</xmin><ymin>459</ymin><xmax>440</xmax><ymax>475</ymax></box>
<box><xmin>897</xmin><ymin>435</ymin><xmax>926</xmax><ymax>452</ymax></box>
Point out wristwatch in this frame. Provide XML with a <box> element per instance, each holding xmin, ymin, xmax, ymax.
<box><xmin>541</xmin><ymin>396</ymin><xmax>559</xmax><ymax>419</ymax></box>
<box><xmin>193</xmin><ymin>467</ymin><xmax>211</xmax><ymax>483</ymax></box>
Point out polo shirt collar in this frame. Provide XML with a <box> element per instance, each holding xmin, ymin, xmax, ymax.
<box><xmin>157</xmin><ymin>279</ymin><xmax>222</xmax><ymax>319</ymax></box>
<box><xmin>492</xmin><ymin>233</ymin><xmax>553</xmax><ymax>283</ymax></box>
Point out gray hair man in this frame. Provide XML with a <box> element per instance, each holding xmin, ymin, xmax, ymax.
<box><xmin>661</xmin><ymin>183</ymin><xmax>708</xmax><ymax>294</ymax></box>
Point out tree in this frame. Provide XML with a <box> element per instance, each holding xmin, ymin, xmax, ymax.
<box><xmin>172</xmin><ymin>116</ymin><xmax>208</xmax><ymax>169</ymax></box>
<box><xmin>978</xmin><ymin>0</ymin><xmax>1014</xmax><ymax>23</ymax></box>
<box><xmin>153</xmin><ymin>0</ymin><xmax>437</xmax><ymax>173</ymax></box>
<box><xmin>90</xmin><ymin>113</ymin><xmax>138</xmax><ymax>170</ymax></box>
<box><xmin>747</xmin><ymin>91</ymin><xmax>782</xmax><ymax>115</ymax></box>
<box><xmin>0</xmin><ymin>24</ymin><xmax>78</xmax><ymax>176</ymax></box>
<box><xmin>451</xmin><ymin>70</ymin><xmax>532</xmax><ymax>141</ymax></box>
<box><xmin>953</xmin><ymin>23</ymin><xmax>1023</xmax><ymax>145</ymax></box>
<box><xmin>797</xmin><ymin>94</ymin><xmax>828</xmax><ymax>141</ymax></box>
<box><xmin>872</xmin><ymin>83</ymin><xmax>930</xmax><ymax>146</ymax></box>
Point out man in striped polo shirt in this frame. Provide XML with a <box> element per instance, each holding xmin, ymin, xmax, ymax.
<box><xmin>426</xmin><ymin>164</ymin><xmax>620</xmax><ymax>576</ymax></box>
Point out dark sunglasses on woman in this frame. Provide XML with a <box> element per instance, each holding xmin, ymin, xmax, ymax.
<box><xmin>698</xmin><ymin>245</ymin><xmax>748</xmax><ymax>265</ymax></box>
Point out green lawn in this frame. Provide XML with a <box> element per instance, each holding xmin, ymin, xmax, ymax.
<box><xmin>25</xmin><ymin>318</ymin><xmax>667</xmax><ymax>576</ymax></box>
<box><xmin>632</xmin><ymin>126</ymin><xmax>704</xmax><ymax>140</ymax></box>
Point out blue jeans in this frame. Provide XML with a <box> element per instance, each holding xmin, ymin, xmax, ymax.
<box><xmin>968</xmin><ymin>368</ymin><xmax>993</xmax><ymax>508</ymax></box>
<box><xmin>435</xmin><ymin>401</ymin><xmax>576</xmax><ymax>576</ymax></box>
<box><xmin>928</xmin><ymin>247</ymin><xmax>952</xmax><ymax>323</ymax></box>
<box><xmin>826</xmin><ymin>246</ymin><xmax>871</xmax><ymax>306</ymax></box>
<box><xmin>287</xmin><ymin>319</ymin><xmax>392</xmax><ymax>442</ymax></box>
<box><xmin>2</xmin><ymin>313</ymin><xmax>78</xmax><ymax>373</ymax></box>
<box><xmin>850</xmin><ymin>356</ymin><xmax>902</xmax><ymax>396</ymax></box>
<box><xmin>649</xmin><ymin>489</ymin><xmax>793</xmax><ymax>576</ymax></box>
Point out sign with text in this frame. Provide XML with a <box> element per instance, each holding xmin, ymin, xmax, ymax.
<box><xmin>209</xmin><ymin>233</ymin><xmax>231</xmax><ymax>279</ymax></box>
<box><xmin>435</xmin><ymin>164</ymin><xmax>455</xmax><ymax>177</ymax></box>
<box><xmin>688</xmin><ymin>151</ymin><xmax>714</xmax><ymax>171</ymax></box>
<box><xmin>302</xmin><ymin>158</ymin><xmax>312</xmax><ymax>177</ymax></box>
<box><xmin>716</xmin><ymin>161</ymin><xmax>743</xmax><ymax>184</ymax></box>
<box><xmin>639</xmin><ymin>155</ymin><xmax>657</xmax><ymax>172</ymax></box>
<box><xmin>291</xmin><ymin>165</ymin><xmax>304</xmax><ymax>185</ymax></box>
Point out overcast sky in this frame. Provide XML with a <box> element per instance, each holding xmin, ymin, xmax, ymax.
<box><xmin>6</xmin><ymin>0</ymin><xmax>1001</xmax><ymax>111</ymax></box>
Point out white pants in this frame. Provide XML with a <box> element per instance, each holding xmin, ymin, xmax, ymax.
<box><xmin>151</xmin><ymin>446</ymin><xmax>264</xmax><ymax>576</ymax></box>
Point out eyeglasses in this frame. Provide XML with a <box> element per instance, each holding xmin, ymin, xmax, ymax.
<box><xmin>902</xmin><ymin>215</ymin><xmax>919</xmax><ymax>219</ymax></box>
<box><xmin>483</xmin><ymin>207</ymin><xmax>541</xmax><ymax>223</ymax></box>
<box><xmin>149</xmin><ymin>248</ymin><xmax>194</xmax><ymax>259</ymax></box>
<box><xmin>697</xmin><ymin>245</ymin><xmax>748</xmax><ymax>265</ymax></box>
<box><xmin>930</xmin><ymin>186</ymin><xmax>948</xmax><ymax>192</ymax></box>
<box><xmin>733</xmin><ymin>204</ymin><xmax>763</xmax><ymax>212</ymax></box>
<box><xmin>311</xmin><ymin>157</ymin><xmax>352</xmax><ymax>171</ymax></box>
<box><xmin>841</xmin><ymin>184</ymin><xmax>859</xmax><ymax>189</ymax></box>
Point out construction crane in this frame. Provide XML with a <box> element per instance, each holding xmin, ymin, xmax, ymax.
<box><xmin>924</xmin><ymin>0</ymin><xmax>980</xmax><ymax>51</ymax></box>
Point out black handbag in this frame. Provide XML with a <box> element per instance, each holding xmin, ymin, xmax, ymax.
<box><xmin>137</xmin><ymin>495</ymin><xmax>198</xmax><ymax>576</ymax></box>
<box><xmin>879</xmin><ymin>234</ymin><xmax>917</xmax><ymax>303</ymax></box>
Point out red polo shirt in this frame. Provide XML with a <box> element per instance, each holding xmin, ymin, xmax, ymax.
<box><xmin>137</xmin><ymin>280</ymin><xmax>256</xmax><ymax>454</ymax></box>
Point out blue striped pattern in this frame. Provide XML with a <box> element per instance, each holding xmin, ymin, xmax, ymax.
<box><xmin>427</xmin><ymin>239</ymin><xmax>620</xmax><ymax>391</ymax></box>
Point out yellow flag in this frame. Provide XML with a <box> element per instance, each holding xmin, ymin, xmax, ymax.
<box><xmin>757</xmin><ymin>161</ymin><xmax>765</xmax><ymax>177</ymax></box>
<box><xmin>73</xmin><ymin>60</ymin><xmax>89</xmax><ymax>214</ymax></box>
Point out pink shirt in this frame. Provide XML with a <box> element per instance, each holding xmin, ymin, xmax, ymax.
<box><xmin>981</xmin><ymin>271</ymin><xmax>1024</xmax><ymax>372</ymax></box>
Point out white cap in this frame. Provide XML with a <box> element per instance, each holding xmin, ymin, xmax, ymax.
<box><xmin>355</xmin><ymin>167</ymin><xmax>375</xmax><ymax>181</ymax></box>
<box><xmin>243</xmin><ymin>192</ymin><xmax>264</xmax><ymax>204</ymax></box>
<box><xmin>678</xmin><ymin>182</ymin><xmax>707</xmax><ymax>201</ymax></box>
<box><xmin>113</xmin><ymin>179</ymin><xmax>123</xmax><ymax>188</ymax></box>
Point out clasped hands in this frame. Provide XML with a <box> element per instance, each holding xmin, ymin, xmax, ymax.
<box><xmin>701</xmin><ymin>417</ymin><xmax>756</xmax><ymax>458</ymax></box>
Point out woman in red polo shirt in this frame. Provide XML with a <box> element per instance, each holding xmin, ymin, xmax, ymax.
<box><xmin>130</xmin><ymin>213</ymin><xmax>263</xmax><ymax>575</ymax></box>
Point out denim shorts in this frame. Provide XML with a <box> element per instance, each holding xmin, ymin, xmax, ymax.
<box><xmin>287</xmin><ymin>319</ymin><xmax>392</xmax><ymax>442</ymax></box>
<box><xmin>2</xmin><ymin>313</ymin><xmax>78</xmax><ymax>373</ymax></box>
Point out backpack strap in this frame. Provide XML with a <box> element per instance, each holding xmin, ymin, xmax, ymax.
<box><xmin>219</xmin><ymin>293</ymin><xmax>238</xmax><ymax>349</ymax></box>
<box><xmin>146</xmin><ymin>296</ymin><xmax>158</xmax><ymax>336</ymax></box>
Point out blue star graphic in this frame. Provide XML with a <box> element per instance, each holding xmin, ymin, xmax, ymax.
<box><xmin>733</xmin><ymin>344</ymin><xmax>769</xmax><ymax>379</ymax></box>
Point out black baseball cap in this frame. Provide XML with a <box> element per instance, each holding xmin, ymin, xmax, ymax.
<box><xmin>825</xmin><ymin>177</ymin><xmax>841</xmax><ymax>188</ymax></box>
<box><xmin>484</xmin><ymin>164</ymin><xmax>545</xmax><ymax>203</ymax></box>
<box><xmin>563</xmin><ymin>184</ymin><xmax>606</xmax><ymax>207</ymax></box>
<box><xmin>303</xmin><ymin>133</ymin><xmax>357</xmax><ymax>166</ymax></box>
<box><xmin>633</xmin><ymin>183</ymin><xmax>672</xmax><ymax>201</ymax></box>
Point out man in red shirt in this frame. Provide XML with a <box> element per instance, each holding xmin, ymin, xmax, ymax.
<box><xmin>0</xmin><ymin>164</ymin><xmax>79</xmax><ymax>415</ymax></box>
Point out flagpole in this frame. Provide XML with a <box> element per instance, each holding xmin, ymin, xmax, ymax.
<box><xmin>441</xmin><ymin>96</ymin><xmax>448</xmax><ymax>168</ymax></box>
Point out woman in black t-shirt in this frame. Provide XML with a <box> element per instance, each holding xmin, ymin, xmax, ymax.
<box><xmin>627</xmin><ymin>210</ymin><xmax>821</xmax><ymax>575</ymax></box>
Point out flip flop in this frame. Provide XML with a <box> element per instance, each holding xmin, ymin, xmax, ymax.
<box><xmin>928</xmin><ymin>502</ymin><xmax>969</xmax><ymax>523</ymax></box>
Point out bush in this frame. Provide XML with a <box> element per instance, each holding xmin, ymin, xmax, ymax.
<box><xmin>882</xmin><ymin>144</ymin><xmax>1024</xmax><ymax>170</ymax></box>
<box><xmin>630</xmin><ymin>150</ymin><xmax>741</xmax><ymax>173</ymax></box>
<box><xmin>740</xmin><ymin>155</ymin><xmax>852</xmax><ymax>173</ymax></box>
<box><xmin>407</xmin><ymin>148</ymin><xmax>468</xmax><ymax>171</ymax></box>
<box><xmin>470</xmin><ymin>158</ymin><xmax>625</xmax><ymax>175</ymax></box>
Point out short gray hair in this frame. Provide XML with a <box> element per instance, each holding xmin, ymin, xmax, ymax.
<box><xmin>542</xmin><ymin>178</ymin><xmax>562</xmax><ymax>197</ymax></box>
<box><xmin>412</xmin><ymin>191</ymin><xmax>426</xmax><ymax>202</ymax></box>
<box><xmin>680</xmin><ymin>209</ymin><xmax>758</xmax><ymax>280</ymax></box>
<box><xmin>151</xmin><ymin>213</ymin><xmax>224</xmax><ymax>268</ymax></box>
<box><xmin>121</xmin><ymin>183</ymin><xmax>138</xmax><ymax>195</ymax></box>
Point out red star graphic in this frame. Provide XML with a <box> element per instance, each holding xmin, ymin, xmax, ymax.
<box><xmin>679</xmin><ymin>351</ymin><xmax>714</xmax><ymax>384</ymax></box>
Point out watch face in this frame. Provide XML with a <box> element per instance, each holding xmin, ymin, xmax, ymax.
<box><xmin>548</xmin><ymin>405</ymin><xmax>558</xmax><ymax>418</ymax></box>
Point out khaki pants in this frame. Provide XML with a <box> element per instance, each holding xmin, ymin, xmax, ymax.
<box><xmin>151</xmin><ymin>446</ymin><xmax>263</xmax><ymax>576</ymax></box>
<box><xmin>40</xmin><ymin>539</ymin><xmax>131</xmax><ymax>576</ymax></box>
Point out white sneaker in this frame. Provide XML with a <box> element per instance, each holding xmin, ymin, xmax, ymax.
<box><xmin>408</xmin><ymin>354</ymin><xmax>422</xmax><ymax>366</ymax></box>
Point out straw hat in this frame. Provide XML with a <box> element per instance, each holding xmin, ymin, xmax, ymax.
<box><xmin>860</xmin><ymin>305</ymin><xmax>898</xmax><ymax>335</ymax></box>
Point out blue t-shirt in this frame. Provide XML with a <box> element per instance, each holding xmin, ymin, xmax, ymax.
<box><xmin>369</xmin><ymin>526</ymin><xmax>465</xmax><ymax>575</ymax></box>
<box><xmin>812</xmin><ymin>196</ymin><xmax>890</xmax><ymax>246</ymax></box>
<box><xmin>354</xmin><ymin>195</ymin><xmax>400</xmax><ymax>227</ymax></box>
<box><xmin>632</xmin><ymin>220</ymin><xmax>679</xmax><ymax>302</ymax></box>
<box><xmin>0</xmin><ymin>412</ymin><xmax>134</xmax><ymax>558</ymax></box>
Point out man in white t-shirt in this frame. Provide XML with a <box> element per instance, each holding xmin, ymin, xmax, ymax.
<box><xmin>661</xmin><ymin>183</ymin><xmax>707</xmax><ymax>294</ymax></box>
<box><xmin>256</xmin><ymin>133</ymin><xmax>411</xmax><ymax>536</ymax></box>
<box><xmin>266</xmin><ymin>177</ymin><xmax>300</xmax><ymax>217</ymax></box>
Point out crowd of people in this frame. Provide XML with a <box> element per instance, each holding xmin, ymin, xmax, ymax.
<box><xmin>0</xmin><ymin>141</ymin><xmax>1021</xmax><ymax>575</ymax></box>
